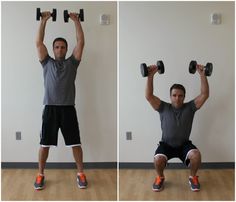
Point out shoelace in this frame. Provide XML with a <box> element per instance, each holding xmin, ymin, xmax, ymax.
<box><xmin>78</xmin><ymin>174</ymin><xmax>86</xmax><ymax>183</ymax></box>
<box><xmin>155</xmin><ymin>176</ymin><xmax>164</xmax><ymax>185</ymax></box>
<box><xmin>36</xmin><ymin>175</ymin><xmax>43</xmax><ymax>184</ymax></box>
<box><xmin>191</xmin><ymin>176</ymin><xmax>199</xmax><ymax>185</ymax></box>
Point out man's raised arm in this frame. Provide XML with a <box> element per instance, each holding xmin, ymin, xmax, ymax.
<box><xmin>36</xmin><ymin>12</ymin><xmax>51</xmax><ymax>62</ymax></box>
<box><xmin>194</xmin><ymin>64</ymin><xmax>210</xmax><ymax>109</ymax></box>
<box><xmin>145</xmin><ymin>65</ymin><xmax>162</xmax><ymax>110</ymax></box>
<box><xmin>70</xmin><ymin>13</ymin><xmax>85</xmax><ymax>61</ymax></box>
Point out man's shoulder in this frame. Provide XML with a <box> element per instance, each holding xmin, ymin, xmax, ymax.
<box><xmin>65</xmin><ymin>54</ymin><xmax>81</xmax><ymax>66</ymax></box>
<box><xmin>161</xmin><ymin>100</ymin><xmax>171</xmax><ymax>107</ymax></box>
<box><xmin>158</xmin><ymin>100</ymin><xmax>171</xmax><ymax>112</ymax></box>
<box><xmin>184</xmin><ymin>100</ymin><xmax>198</xmax><ymax>112</ymax></box>
<box><xmin>41</xmin><ymin>55</ymin><xmax>54</xmax><ymax>66</ymax></box>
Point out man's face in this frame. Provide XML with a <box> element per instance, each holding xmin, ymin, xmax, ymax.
<box><xmin>170</xmin><ymin>89</ymin><xmax>185</xmax><ymax>109</ymax></box>
<box><xmin>53</xmin><ymin>41</ymin><xmax>67</xmax><ymax>60</ymax></box>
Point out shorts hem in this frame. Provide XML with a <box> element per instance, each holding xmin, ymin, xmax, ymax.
<box><xmin>40</xmin><ymin>145</ymin><xmax>57</xmax><ymax>148</ymax></box>
<box><xmin>154</xmin><ymin>153</ymin><xmax>168</xmax><ymax>161</ymax></box>
<box><xmin>65</xmin><ymin>144</ymin><xmax>81</xmax><ymax>147</ymax></box>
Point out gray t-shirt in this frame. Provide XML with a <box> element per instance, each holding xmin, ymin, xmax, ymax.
<box><xmin>41</xmin><ymin>54</ymin><xmax>80</xmax><ymax>105</ymax></box>
<box><xmin>157</xmin><ymin>100</ymin><xmax>198</xmax><ymax>147</ymax></box>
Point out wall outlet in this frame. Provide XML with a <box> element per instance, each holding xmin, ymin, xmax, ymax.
<box><xmin>100</xmin><ymin>14</ymin><xmax>110</xmax><ymax>25</ymax></box>
<box><xmin>126</xmin><ymin>131</ymin><xmax>132</xmax><ymax>140</ymax></box>
<box><xmin>211</xmin><ymin>13</ymin><xmax>221</xmax><ymax>25</ymax></box>
<box><xmin>16</xmin><ymin>131</ymin><xmax>21</xmax><ymax>140</ymax></box>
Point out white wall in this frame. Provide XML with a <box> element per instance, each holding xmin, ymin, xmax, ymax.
<box><xmin>119</xmin><ymin>2</ymin><xmax>234</xmax><ymax>163</ymax></box>
<box><xmin>2</xmin><ymin>1</ymin><xmax>117</xmax><ymax>162</ymax></box>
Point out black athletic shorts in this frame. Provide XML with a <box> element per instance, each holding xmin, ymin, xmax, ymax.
<box><xmin>40</xmin><ymin>105</ymin><xmax>81</xmax><ymax>147</ymax></box>
<box><xmin>154</xmin><ymin>141</ymin><xmax>198</xmax><ymax>166</ymax></box>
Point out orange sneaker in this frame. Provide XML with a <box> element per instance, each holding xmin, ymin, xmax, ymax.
<box><xmin>34</xmin><ymin>174</ymin><xmax>45</xmax><ymax>190</ymax></box>
<box><xmin>152</xmin><ymin>176</ymin><xmax>165</xmax><ymax>192</ymax></box>
<box><xmin>77</xmin><ymin>173</ymin><xmax>88</xmax><ymax>189</ymax></box>
<box><xmin>189</xmin><ymin>176</ymin><xmax>200</xmax><ymax>192</ymax></box>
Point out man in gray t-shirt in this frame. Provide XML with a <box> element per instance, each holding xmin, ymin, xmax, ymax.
<box><xmin>145</xmin><ymin>64</ymin><xmax>209</xmax><ymax>192</ymax></box>
<box><xmin>34</xmin><ymin>10</ymin><xmax>87</xmax><ymax>190</ymax></box>
<box><xmin>41</xmin><ymin>54</ymin><xmax>80</xmax><ymax>105</ymax></box>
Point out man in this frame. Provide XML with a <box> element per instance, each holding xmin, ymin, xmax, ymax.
<box><xmin>145</xmin><ymin>64</ymin><xmax>209</xmax><ymax>192</ymax></box>
<box><xmin>34</xmin><ymin>10</ymin><xmax>87</xmax><ymax>190</ymax></box>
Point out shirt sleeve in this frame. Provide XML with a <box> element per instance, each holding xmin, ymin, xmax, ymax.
<box><xmin>156</xmin><ymin>100</ymin><xmax>165</xmax><ymax>112</ymax></box>
<box><xmin>189</xmin><ymin>100</ymin><xmax>198</xmax><ymax>112</ymax></box>
<box><xmin>69</xmin><ymin>54</ymin><xmax>81</xmax><ymax>67</ymax></box>
<box><xmin>40</xmin><ymin>55</ymin><xmax>51</xmax><ymax>67</ymax></box>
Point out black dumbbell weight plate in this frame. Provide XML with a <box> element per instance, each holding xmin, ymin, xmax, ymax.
<box><xmin>36</xmin><ymin>8</ymin><xmax>41</xmax><ymax>21</ymax></box>
<box><xmin>189</xmin><ymin>60</ymin><xmax>197</xmax><ymax>74</ymax></box>
<box><xmin>140</xmin><ymin>63</ymin><xmax>148</xmax><ymax>77</ymax></box>
<box><xmin>64</xmin><ymin>10</ymin><xmax>69</xmax><ymax>22</ymax></box>
<box><xmin>157</xmin><ymin>60</ymin><xmax>165</xmax><ymax>74</ymax></box>
<box><xmin>205</xmin><ymin>63</ymin><xmax>213</xmax><ymax>76</ymax></box>
<box><xmin>52</xmin><ymin>9</ymin><xmax>57</xmax><ymax>21</ymax></box>
<box><xmin>79</xmin><ymin>9</ymin><xmax>84</xmax><ymax>21</ymax></box>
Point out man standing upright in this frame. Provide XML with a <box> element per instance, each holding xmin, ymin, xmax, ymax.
<box><xmin>34</xmin><ymin>10</ymin><xmax>87</xmax><ymax>190</ymax></box>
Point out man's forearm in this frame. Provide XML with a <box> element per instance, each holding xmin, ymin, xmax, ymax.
<box><xmin>200</xmin><ymin>75</ymin><xmax>209</xmax><ymax>97</ymax></box>
<box><xmin>36</xmin><ymin>20</ymin><xmax>47</xmax><ymax>46</ymax></box>
<box><xmin>74</xmin><ymin>20</ymin><xmax>84</xmax><ymax>46</ymax></box>
<box><xmin>145</xmin><ymin>76</ymin><xmax>154</xmax><ymax>100</ymax></box>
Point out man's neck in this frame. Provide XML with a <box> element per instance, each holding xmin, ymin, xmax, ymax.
<box><xmin>55</xmin><ymin>57</ymin><xmax>65</xmax><ymax>61</ymax></box>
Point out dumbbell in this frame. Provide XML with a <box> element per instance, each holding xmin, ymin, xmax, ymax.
<box><xmin>36</xmin><ymin>8</ymin><xmax>57</xmax><ymax>21</ymax></box>
<box><xmin>189</xmin><ymin>61</ymin><xmax>213</xmax><ymax>76</ymax></box>
<box><xmin>64</xmin><ymin>9</ymin><xmax>84</xmax><ymax>22</ymax></box>
<box><xmin>140</xmin><ymin>61</ymin><xmax>165</xmax><ymax>77</ymax></box>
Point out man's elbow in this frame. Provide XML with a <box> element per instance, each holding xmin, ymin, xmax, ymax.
<box><xmin>35</xmin><ymin>41</ymin><xmax>40</xmax><ymax>48</ymax></box>
<box><xmin>145</xmin><ymin>94</ymin><xmax>153</xmax><ymax>102</ymax></box>
<box><xmin>202</xmin><ymin>93</ymin><xmax>209</xmax><ymax>104</ymax></box>
<box><xmin>205</xmin><ymin>91</ymin><xmax>210</xmax><ymax>99</ymax></box>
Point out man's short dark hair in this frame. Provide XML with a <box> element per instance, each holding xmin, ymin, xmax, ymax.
<box><xmin>170</xmin><ymin>84</ymin><xmax>186</xmax><ymax>96</ymax></box>
<box><xmin>53</xmin><ymin>37</ymin><xmax>68</xmax><ymax>49</ymax></box>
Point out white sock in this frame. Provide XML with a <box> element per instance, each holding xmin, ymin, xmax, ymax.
<box><xmin>77</xmin><ymin>172</ymin><xmax>84</xmax><ymax>176</ymax></box>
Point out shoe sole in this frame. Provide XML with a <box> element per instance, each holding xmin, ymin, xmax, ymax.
<box><xmin>189</xmin><ymin>181</ymin><xmax>200</xmax><ymax>192</ymax></box>
<box><xmin>77</xmin><ymin>179</ymin><xmax>87</xmax><ymax>189</ymax></box>
<box><xmin>34</xmin><ymin>186</ymin><xmax>45</xmax><ymax>190</ymax></box>
<box><xmin>152</xmin><ymin>185</ymin><xmax>164</xmax><ymax>192</ymax></box>
<box><xmin>78</xmin><ymin>185</ymin><xmax>87</xmax><ymax>189</ymax></box>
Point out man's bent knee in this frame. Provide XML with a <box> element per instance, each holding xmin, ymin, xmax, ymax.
<box><xmin>187</xmin><ymin>149</ymin><xmax>201</xmax><ymax>160</ymax></box>
<box><xmin>154</xmin><ymin>154</ymin><xmax>167</xmax><ymax>166</ymax></box>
